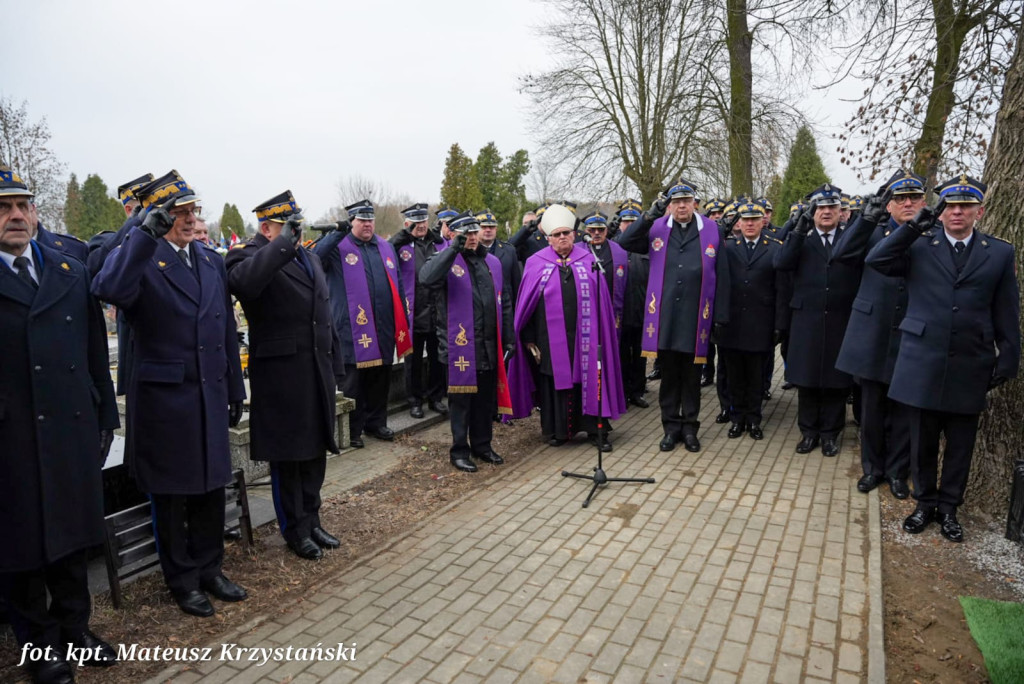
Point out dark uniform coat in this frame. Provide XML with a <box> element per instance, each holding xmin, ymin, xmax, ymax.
<box><xmin>717</xmin><ymin>234</ymin><xmax>789</xmax><ymax>353</ymax></box>
<box><xmin>487</xmin><ymin>239</ymin><xmax>523</xmax><ymax>307</ymax></box>
<box><xmin>508</xmin><ymin>223</ymin><xmax>548</xmax><ymax>262</ymax></box>
<box><xmin>1</xmin><ymin>242</ymin><xmax>118</xmax><ymax>572</ymax></box>
<box><xmin>835</xmin><ymin>218</ymin><xmax>907</xmax><ymax>384</ymax></box>
<box><xmin>773</xmin><ymin>218</ymin><xmax>873</xmax><ymax>388</ymax></box>
<box><xmin>226</xmin><ymin>234</ymin><xmax>341</xmax><ymax>462</ymax></box>
<box><xmin>35</xmin><ymin>224</ymin><xmax>88</xmax><ymax>263</ymax></box>
<box><xmin>866</xmin><ymin>226</ymin><xmax>1020</xmax><ymax>414</ymax></box>
<box><xmin>92</xmin><ymin>228</ymin><xmax>245</xmax><ymax>495</ymax></box>
<box><xmin>390</xmin><ymin>233</ymin><xmax>443</xmax><ymax>334</ymax></box>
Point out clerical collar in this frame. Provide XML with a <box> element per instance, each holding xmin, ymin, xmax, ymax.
<box><xmin>944</xmin><ymin>229</ymin><xmax>973</xmax><ymax>248</ymax></box>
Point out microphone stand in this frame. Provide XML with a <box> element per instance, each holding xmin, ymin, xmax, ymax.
<box><xmin>562</xmin><ymin>237</ymin><xmax>655</xmax><ymax>508</ymax></box>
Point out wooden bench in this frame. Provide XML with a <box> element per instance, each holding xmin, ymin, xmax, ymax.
<box><xmin>102</xmin><ymin>469</ymin><xmax>253</xmax><ymax>609</ymax></box>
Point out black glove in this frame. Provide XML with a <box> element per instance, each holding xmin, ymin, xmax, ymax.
<box><xmin>859</xmin><ymin>194</ymin><xmax>889</xmax><ymax>225</ymax></box>
<box><xmin>281</xmin><ymin>218</ymin><xmax>303</xmax><ymax>247</ymax></box>
<box><xmin>712</xmin><ymin>322</ymin><xmax>724</xmax><ymax>342</ymax></box>
<box><xmin>228</xmin><ymin>401</ymin><xmax>244</xmax><ymax>427</ymax></box>
<box><xmin>794</xmin><ymin>201</ymin><xmax>817</xmax><ymax>236</ymax></box>
<box><xmin>989</xmin><ymin>374</ymin><xmax>1008</xmax><ymax>391</ymax></box>
<box><xmin>430</xmin><ymin>226</ymin><xmax>446</xmax><ymax>244</ymax></box>
<box><xmin>644</xmin><ymin>196</ymin><xmax>668</xmax><ymax>222</ymax></box>
<box><xmin>452</xmin><ymin>232</ymin><xmax>468</xmax><ymax>251</ymax></box>
<box><xmin>721</xmin><ymin>212</ymin><xmax>739</xmax><ymax>233</ymax></box>
<box><xmin>393</xmin><ymin>225</ymin><xmax>414</xmax><ymax>248</ymax></box>
<box><xmin>99</xmin><ymin>430</ymin><xmax>114</xmax><ymax>464</ymax></box>
<box><xmin>525</xmin><ymin>218</ymin><xmax>540</xmax><ymax>234</ymax></box>
<box><xmin>139</xmin><ymin>198</ymin><xmax>176</xmax><ymax>239</ymax></box>
<box><xmin>334</xmin><ymin>220</ymin><xmax>352</xmax><ymax>237</ymax></box>
<box><xmin>905</xmin><ymin>204</ymin><xmax>941</xmax><ymax>234</ymax></box>
<box><xmin>773</xmin><ymin>329</ymin><xmax>786</xmax><ymax>345</ymax></box>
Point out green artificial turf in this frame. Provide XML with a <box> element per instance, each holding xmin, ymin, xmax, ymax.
<box><xmin>959</xmin><ymin>595</ymin><xmax>1024</xmax><ymax>684</ymax></box>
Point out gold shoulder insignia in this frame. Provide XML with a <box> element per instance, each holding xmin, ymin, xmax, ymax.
<box><xmin>986</xmin><ymin>233</ymin><xmax>1011</xmax><ymax>245</ymax></box>
<box><xmin>158</xmin><ymin>260</ymin><xmax>167</xmax><ymax>267</ymax></box>
<box><xmin>765</xmin><ymin>235</ymin><xmax>783</xmax><ymax>244</ymax></box>
<box><xmin>230</xmin><ymin>243</ymin><xmax>246</xmax><ymax>249</ymax></box>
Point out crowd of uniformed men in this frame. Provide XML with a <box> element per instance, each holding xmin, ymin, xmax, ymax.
<box><xmin>1</xmin><ymin>159</ymin><xmax>1019</xmax><ymax>683</ymax></box>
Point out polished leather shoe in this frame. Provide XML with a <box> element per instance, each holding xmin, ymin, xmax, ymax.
<box><xmin>857</xmin><ymin>474</ymin><xmax>883</xmax><ymax>493</ymax></box>
<box><xmin>700</xmin><ymin>373</ymin><xmax>714</xmax><ymax>387</ymax></box>
<box><xmin>223</xmin><ymin>527</ymin><xmax>242</xmax><ymax>541</ymax></box>
<box><xmin>173</xmin><ymin>589</ymin><xmax>215</xmax><ymax>617</ymax></box>
<box><xmin>763</xmin><ymin>389</ymin><xmax>772</xmax><ymax>401</ymax></box>
<box><xmin>201</xmin><ymin>574</ymin><xmax>248</xmax><ymax>602</ymax></box>
<box><xmin>428</xmin><ymin>400</ymin><xmax>449</xmax><ymax>416</ymax></box>
<box><xmin>475</xmin><ymin>450</ymin><xmax>504</xmax><ymax>464</ymax></box>
<box><xmin>659</xmin><ymin>433</ymin><xmax>679</xmax><ymax>451</ymax></box>
<box><xmin>451</xmin><ymin>457</ymin><xmax>478</xmax><ymax>472</ymax></box>
<box><xmin>630</xmin><ymin>395</ymin><xmax>650</xmax><ymax>409</ymax></box>
<box><xmin>782</xmin><ymin>381</ymin><xmax>795</xmax><ymax>390</ymax></box>
<box><xmin>727</xmin><ymin>424</ymin><xmax>745</xmax><ymax>438</ymax></box>
<box><xmin>366</xmin><ymin>426</ymin><xmax>394</xmax><ymax>441</ymax></box>
<box><xmin>288</xmin><ymin>538</ymin><xmax>323</xmax><ymax>561</ymax></box>
<box><xmin>795</xmin><ymin>436</ymin><xmax>819</xmax><ymax>454</ymax></box>
<box><xmin>903</xmin><ymin>507</ymin><xmax>935</xmax><ymax>534</ymax></box>
<box><xmin>589</xmin><ymin>433</ymin><xmax>613</xmax><ymax>452</ymax></box>
<box><xmin>311</xmin><ymin>526</ymin><xmax>341</xmax><ymax>549</ymax></box>
<box><xmin>548</xmin><ymin>437</ymin><xmax>567</xmax><ymax>446</ymax></box>
<box><xmin>682</xmin><ymin>433</ymin><xmax>701</xmax><ymax>452</ymax></box>
<box><xmin>715</xmin><ymin>409</ymin><xmax>730</xmax><ymax>424</ymax></box>
<box><xmin>409</xmin><ymin>404</ymin><xmax>424</xmax><ymax>419</ymax></box>
<box><xmin>887</xmin><ymin>477</ymin><xmax>910</xmax><ymax>500</ymax></box>
<box><xmin>65</xmin><ymin>629</ymin><xmax>118</xmax><ymax>666</ymax></box>
<box><xmin>28</xmin><ymin>651</ymin><xmax>74</xmax><ymax>684</ymax></box>
<box><xmin>349</xmin><ymin>437</ymin><xmax>365</xmax><ymax>449</ymax></box>
<box><xmin>821</xmin><ymin>439</ymin><xmax>840</xmax><ymax>457</ymax></box>
<box><xmin>748</xmin><ymin>425</ymin><xmax>764</xmax><ymax>440</ymax></box>
<box><xmin>938</xmin><ymin>512</ymin><xmax>964</xmax><ymax>542</ymax></box>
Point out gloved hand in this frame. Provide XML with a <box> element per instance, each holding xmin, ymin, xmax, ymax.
<box><xmin>644</xmin><ymin>195</ymin><xmax>668</xmax><ymax>222</ymax></box>
<box><xmin>228</xmin><ymin>401</ymin><xmax>244</xmax><ymax>427</ymax></box>
<box><xmin>989</xmin><ymin>374</ymin><xmax>1009</xmax><ymax>391</ymax></box>
<box><xmin>333</xmin><ymin>220</ymin><xmax>352</xmax><ymax>237</ymax></box>
<box><xmin>905</xmin><ymin>203</ymin><xmax>942</xmax><ymax>234</ymax></box>
<box><xmin>453</xmin><ymin>232</ymin><xmax>468</xmax><ymax>251</ymax></box>
<box><xmin>794</xmin><ymin>201</ymin><xmax>817</xmax><ymax>235</ymax></box>
<box><xmin>393</xmin><ymin>225</ymin><xmax>414</xmax><ymax>248</ymax></box>
<box><xmin>525</xmin><ymin>218</ymin><xmax>540</xmax><ymax>235</ymax></box>
<box><xmin>773</xmin><ymin>329</ymin><xmax>786</xmax><ymax>345</ymax></box>
<box><xmin>859</xmin><ymin>194</ymin><xmax>889</xmax><ymax>225</ymax></box>
<box><xmin>721</xmin><ymin>213</ymin><xmax>739</xmax><ymax>233</ymax></box>
<box><xmin>281</xmin><ymin>217</ymin><xmax>303</xmax><ymax>247</ymax></box>
<box><xmin>139</xmin><ymin>198</ymin><xmax>177</xmax><ymax>239</ymax></box>
<box><xmin>99</xmin><ymin>430</ymin><xmax>114</xmax><ymax>464</ymax></box>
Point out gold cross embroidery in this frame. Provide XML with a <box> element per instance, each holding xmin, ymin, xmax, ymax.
<box><xmin>646</xmin><ymin>323</ymin><xmax>656</xmax><ymax>338</ymax></box>
<box><xmin>454</xmin><ymin>356</ymin><xmax>470</xmax><ymax>371</ymax></box>
<box><xmin>357</xmin><ymin>334</ymin><xmax>373</xmax><ymax>348</ymax></box>
<box><xmin>700</xmin><ymin>329</ymin><xmax>709</xmax><ymax>343</ymax></box>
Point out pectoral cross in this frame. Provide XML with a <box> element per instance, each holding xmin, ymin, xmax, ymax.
<box><xmin>646</xmin><ymin>323</ymin><xmax>656</xmax><ymax>338</ymax></box>
<box><xmin>454</xmin><ymin>356</ymin><xmax>470</xmax><ymax>371</ymax></box>
<box><xmin>357</xmin><ymin>334</ymin><xmax>373</xmax><ymax>348</ymax></box>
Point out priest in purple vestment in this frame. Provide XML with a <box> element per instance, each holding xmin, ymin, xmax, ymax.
<box><xmin>508</xmin><ymin>204</ymin><xmax>626</xmax><ymax>452</ymax></box>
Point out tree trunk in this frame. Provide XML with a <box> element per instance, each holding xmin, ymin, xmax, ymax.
<box><xmin>969</xmin><ymin>36</ymin><xmax>1024</xmax><ymax>517</ymax></box>
<box><xmin>726</xmin><ymin>0</ymin><xmax>753</xmax><ymax>196</ymax></box>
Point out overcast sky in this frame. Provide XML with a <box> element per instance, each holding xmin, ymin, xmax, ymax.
<box><xmin>3</xmin><ymin>0</ymin><xmax>860</xmax><ymax>224</ymax></box>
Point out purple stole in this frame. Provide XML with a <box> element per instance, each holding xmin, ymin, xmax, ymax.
<box><xmin>508</xmin><ymin>244</ymin><xmax>626</xmax><ymax>420</ymax></box>
<box><xmin>338</xmin><ymin>234</ymin><xmax>412</xmax><ymax>368</ymax></box>
<box><xmin>608</xmin><ymin>240</ymin><xmax>629</xmax><ymax>328</ymax></box>
<box><xmin>397</xmin><ymin>243</ymin><xmax>417</xmax><ymax>337</ymax></box>
<box><xmin>641</xmin><ymin>214</ymin><xmax>720</xmax><ymax>363</ymax></box>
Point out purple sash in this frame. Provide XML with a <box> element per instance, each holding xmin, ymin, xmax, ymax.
<box><xmin>397</xmin><ymin>243</ymin><xmax>416</xmax><ymax>342</ymax></box>
<box><xmin>339</xmin><ymin>235</ymin><xmax>406</xmax><ymax>368</ymax></box>
<box><xmin>608</xmin><ymin>240</ymin><xmax>629</xmax><ymax>328</ymax></box>
<box><xmin>641</xmin><ymin>215</ymin><xmax>720</xmax><ymax>363</ymax></box>
<box><xmin>446</xmin><ymin>253</ymin><xmax>504</xmax><ymax>393</ymax></box>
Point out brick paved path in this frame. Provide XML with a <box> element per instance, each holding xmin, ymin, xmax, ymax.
<box><xmin>149</xmin><ymin>371</ymin><xmax>884</xmax><ymax>683</ymax></box>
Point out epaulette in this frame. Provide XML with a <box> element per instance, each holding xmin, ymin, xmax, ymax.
<box><xmin>984</xmin><ymin>233</ymin><xmax>1011</xmax><ymax>245</ymax></box>
<box><xmin>230</xmin><ymin>242</ymin><xmax>247</xmax><ymax>250</ymax></box>
<box><xmin>762</xmin><ymin>235</ymin><xmax>783</xmax><ymax>245</ymax></box>
<box><xmin>55</xmin><ymin>233</ymin><xmax>86</xmax><ymax>246</ymax></box>
<box><xmin>921</xmin><ymin>229</ymin><xmax>934</xmax><ymax>237</ymax></box>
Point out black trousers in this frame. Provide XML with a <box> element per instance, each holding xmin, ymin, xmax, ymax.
<box><xmin>619</xmin><ymin>325</ymin><xmax>646</xmax><ymax>399</ymax></box>
<box><xmin>270</xmin><ymin>457</ymin><xmax>326</xmax><ymax>544</ymax></box>
<box><xmin>702</xmin><ymin>343</ymin><xmax>716</xmax><ymax>380</ymax></box>
<box><xmin>796</xmin><ymin>386</ymin><xmax>849</xmax><ymax>441</ymax></box>
<box><xmin>449</xmin><ymin>369</ymin><xmax>497</xmax><ymax>460</ymax></box>
<box><xmin>405</xmin><ymin>329</ymin><xmax>444</xmax><ymax>405</ymax></box>
<box><xmin>907</xmin><ymin>407</ymin><xmax>980</xmax><ymax>514</ymax></box>
<box><xmin>721</xmin><ymin>349</ymin><xmax>765</xmax><ymax>427</ymax></box>
<box><xmin>658</xmin><ymin>350</ymin><xmax>703</xmax><ymax>437</ymax></box>
<box><xmin>150</xmin><ymin>489</ymin><xmax>225</xmax><ymax>595</ymax></box>
<box><xmin>339</xmin><ymin>363</ymin><xmax>391</xmax><ymax>437</ymax></box>
<box><xmin>716</xmin><ymin>352</ymin><xmax>730</xmax><ymax>412</ymax></box>
<box><xmin>0</xmin><ymin>550</ymin><xmax>91</xmax><ymax>649</ymax></box>
<box><xmin>763</xmin><ymin>351</ymin><xmax>775</xmax><ymax>393</ymax></box>
<box><xmin>859</xmin><ymin>378</ymin><xmax>911</xmax><ymax>480</ymax></box>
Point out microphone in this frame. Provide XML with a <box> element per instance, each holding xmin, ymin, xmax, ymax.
<box><xmin>582</xmin><ymin>233</ymin><xmax>594</xmax><ymax>244</ymax></box>
<box><xmin>309</xmin><ymin>223</ymin><xmax>340</xmax><ymax>232</ymax></box>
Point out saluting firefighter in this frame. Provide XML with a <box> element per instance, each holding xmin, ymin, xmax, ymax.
<box><xmin>226</xmin><ymin>191</ymin><xmax>343</xmax><ymax>561</ymax></box>
<box><xmin>420</xmin><ymin>212</ymin><xmax>514</xmax><ymax>472</ymax></box>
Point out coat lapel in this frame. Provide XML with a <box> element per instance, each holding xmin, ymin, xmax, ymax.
<box><xmin>748</xmin><ymin>238</ymin><xmax>769</xmax><ymax>266</ymax></box>
<box><xmin>155</xmin><ymin>240</ymin><xmax>200</xmax><ymax>304</ymax></box>
<box><xmin>283</xmin><ymin>250</ymin><xmax>314</xmax><ymax>290</ymax></box>
<box><xmin>0</xmin><ymin>258</ymin><xmax>37</xmax><ymax>306</ymax></box>
<box><xmin>926</xmin><ymin>233</ymin><xmax>958</xmax><ymax>280</ymax></box>
<box><xmin>957</xmin><ymin>232</ymin><xmax>990</xmax><ymax>282</ymax></box>
<box><xmin>30</xmin><ymin>244</ymin><xmax>78</xmax><ymax>316</ymax></box>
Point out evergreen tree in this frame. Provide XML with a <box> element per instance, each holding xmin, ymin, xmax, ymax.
<box><xmin>219</xmin><ymin>203</ymin><xmax>245</xmax><ymax>241</ymax></box>
<box><xmin>777</xmin><ymin>127</ymin><xmax>831</xmax><ymax>219</ymax></box>
<box><xmin>494</xmin><ymin>149</ymin><xmax>530</xmax><ymax>232</ymax></box>
<box><xmin>475</xmin><ymin>142</ymin><xmax>503</xmax><ymax>212</ymax></box>
<box><xmin>63</xmin><ymin>173</ymin><xmax>85</xmax><ymax>239</ymax></box>
<box><xmin>439</xmin><ymin>143</ymin><xmax>483</xmax><ymax>212</ymax></box>
<box><xmin>76</xmin><ymin>174</ymin><xmax>123</xmax><ymax>240</ymax></box>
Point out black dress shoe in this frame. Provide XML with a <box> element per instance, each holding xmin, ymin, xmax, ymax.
<box><xmin>857</xmin><ymin>474</ymin><xmax>883</xmax><ymax>493</ymax></box>
<box><xmin>938</xmin><ymin>512</ymin><xmax>964</xmax><ymax>543</ymax></box>
<box><xmin>821</xmin><ymin>439</ymin><xmax>840</xmax><ymax>457</ymax></box>
<box><xmin>548</xmin><ymin>437</ymin><xmax>567</xmax><ymax>446</ymax></box>
<box><xmin>748</xmin><ymin>425</ymin><xmax>764</xmax><ymax>440</ymax></box>
<box><xmin>410</xmin><ymin>404</ymin><xmax>424</xmax><ymax>419</ymax></box>
<box><xmin>589</xmin><ymin>433</ymin><xmax>613</xmax><ymax>452</ymax></box>
<box><xmin>173</xmin><ymin>589</ymin><xmax>215</xmax><ymax>617</ymax></box>
<box><xmin>428</xmin><ymin>400</ymin><xmax>449</xmax><ymax>416</ymax></box>
<box><xmin>795</xmin><ymin>436</ymin><xmax>819</xmax><ymax>454</ymax></box>
<box><xmin>200</xmin><ymin>574</ymin><xmax>248</xmax><ymax>602</ymax></box>
<box><xmin>451</xmin><ymin>457</ymin><xmax>478</xmax><ymax>472</ymax></box>
<box><xmin>782</xmin><ymin>381</ymin><xmax>795</xmax><ymax>390</ymax></box>
<box><xmin>65</xmin><ymin>629</ymin><xmax>118</xmax><ymax>666</ymax></box>
<box><xmin>288</xmin><ymin>538</ymin><xmax>323</xmax><ymax>561</ymax></box>
<box><xmin>700</xmin><ymin>373</ymin><xmax>714</xmax><ymax>387</ymax></box>
<box><xmin>28</xmin><ymin>651</ymin><xmax>74</xmax><ymax>684</ymax></box>
<box><xmin>715</xmin><ymin>410</ymin><xmax>730</xmax><ymax>424</ymax></box>
<box><xmin>887</xmin><ymin>477</ymin><xmax>910</xmax><ymax>500</ymax></box>
<box><xmin>475</xmin><ymin>450</ymin><xmax>504</xmax><ymax>464</ymax></box>
<box><xmin>727</xmin><ymin>424</ymin><xmax>745</xmax><ymax>438</ymax></box>
<box><xmin>350</xmin><ymin>437</ymin><xmax>364</xmax><ymax>449</ymax></box>
<box><xmin>659</xmin><ymin>433</ymin><xmax>679</xmax><ymax>451</ymax></box>
<box><xmin>223</xmin><ymin>527</ymin><xmax>242</xmax><ymax>541</ymax></box>
<box><xmin>903</xmin><ymin>508</ymin><xmax>935</xmax><ymax>534</ymax></box>
<box><xmin>630</xmin><ymin>395</ymin><xmax>650</xmax><ymax>409</ymax></box>
<box><xmin>311</xmin><ymin>526</ymin><xmax>341</xmax><ymax>549</ymax></box>
<box><xmin>763</xmin><ymin>389</ymin><xmax>772</xmax><ymax>401</ymax></box>
<box><xmin>682</xmin><ymin>434</ymin><xmax>701</xmax><ymax>452</ymax></box>
<box><xmin>366</xmin><ymin>426</ymin><xmax>394</xmax><ymax>441</ymax></box>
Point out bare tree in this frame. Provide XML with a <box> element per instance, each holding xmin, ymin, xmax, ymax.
<box><xmin>0</xmin><ymin>96</ymin><xmax>67</xmax><ymax>229</ymax></box>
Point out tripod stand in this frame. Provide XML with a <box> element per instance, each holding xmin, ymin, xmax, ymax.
<box><xmin>562</xmin><ymin>239</ymin><xmax>655</xmax><ymax>508</ymax></box>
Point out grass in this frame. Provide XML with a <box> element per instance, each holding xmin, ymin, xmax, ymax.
<box><xmin>959</xmin><ymin>595</ymin><xmax>1024</xmax><ymax>684</ymax></box>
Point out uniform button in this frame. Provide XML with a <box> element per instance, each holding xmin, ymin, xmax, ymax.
<box><xmin>216</xmin><ymin>344</ymin><xmax>222</xmax><ymax>350</ymax></box>
<box><xmin>744</xmin><ymin>280</ymin><xmax>749</xmax><ymax>284</ymax></box>
<box><xmin>66</xmin><ymin>316</ymin><xmax>73</xmax><ymax>322</ymax></box>
<box><xmin>74</xmin><ymin>411</ymin><xmax>81</xmax><ymax>418</ymax></box>
<box><xmin>34</xmin><ymin>365</ymin><xmax>42</xmax><ymax>372</ymax></box>
<box><xmin>37</xmin><ymin>415</ymin><xmax>44</xmax><ymax>422</ymax></box>
<box><xmin>280</xmin><ymin>248</ymin><xmax>287</xmax><ymax>254</ymax></box>
<box><xmin>952</xmin><ymin>306</ymin><xmax>959</xmax><ymax>312</ymax></box>
<box><xmin>215</xmin><ymin>312</ymin><xmax>221</xmax><ymax>318</ymax></box>
<box><xmin>675</xmin><ymin>298</ymin><xmax>680</xmax><ymax>302</ymax></box>
<box><xmin>895</xmin><ymin>306</ymin><xmax>901</xmax><ymax>311</ymax></box>
<box><xmin>825</xmin><ymin>287</ymin><xmax>830</xmax><ymax>292</ymax></box>
<box><xmin>898</xmin><ymin>286</ymin><xmax>905</xmax><ymax>292</ymax></box>
<box><xmin>69</xmin><ymin>364</ymin><xmax>76</xmax><ymax>371</ymax></box>
<box><xmin>199</xmin><ymin>346</ymin><xmax>205</xmax><ymax>351</ymax></box>
<box><xmin>202</xmin><ymin>378</ymin><xmax>207</xmax><ymax>383</ymax></box>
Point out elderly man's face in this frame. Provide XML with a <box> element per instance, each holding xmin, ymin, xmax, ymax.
<box><xmin>194</xmin><ymin>220</ymin><xmax>210</xmax><ymax>245</ymax></box>
<box><xmin>670</xmin><ymin>197</ymin><xmax>695</xmax><ymax>224</ymax></box>
<box><xmin>352</xmin><ymin>217</ymin><xmax>375</xmax><ymax>241</ymax></box>
<box><xmin>546</xmin><ymin>225</ymin><xmax>575</xmax><ymax>257</ymax></box>
<box><xmin>0</xmin><ymin>196</ymin><xmax>35</xmax><ymax>256</ymax></box>
<box><xmin>164</xmin><ymin>203</ymin><xmax>200</xmax><ymax>248</ymax></box>
<box><xmin>124</xmin><ymin>199</ymin><xmax>140</xmax><ymax>217</ymax></box>
<box><xmin>814</xmin><ymin>203</ymin><xmax>840</xmax><ymax>231</ymax></box>
<box><xmin>585</xmin><ymin>224</ymin><xmax>608</xmax><ymax>245</ymax></box>
<box><xmin>463</xmin><ymin>232</ymin><xmax>480</xmax><ymax>251</ymax></box>
<box><xmin>408</xmin><ymin>219</ymin><xmax>428</xmax><ymax>238</ymax></box>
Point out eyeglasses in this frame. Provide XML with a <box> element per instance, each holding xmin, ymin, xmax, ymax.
<box><xmin>549</xmin><ymin>230</ymin><xmax>574</xmax><ymax>238</ymax></box>
<box><xmin>892</xmin><ymin>195</ymin><xmax>925</xmax><ymax>204</ymax></box>
<box><xmin>170</xmin><ymin>205</ymin><xmax>202</xmax><ymax>217</ymax></box>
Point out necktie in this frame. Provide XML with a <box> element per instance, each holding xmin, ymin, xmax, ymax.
<box><xmin>954</xmin><ymin>241</ymin><xmax>966</xmax><ymax>269</ymax></box>
<box><xmin>823</xmin><ymin>232</ymin><xmax>832</xmax><ymax>257</ymax></box>
<box><xmin>177</xmin><ymin>248</ymin><xmax>191</xmax><ymax>268</ymax></box>
<box><xmin>13</xmin><ymin>256</ymin><xmax>37</xmax><ymax>290</ymax></box>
